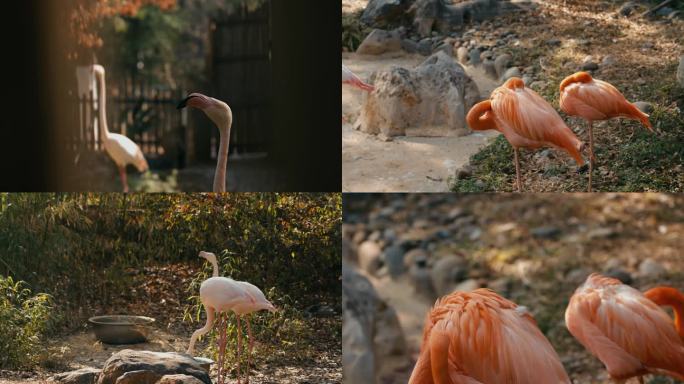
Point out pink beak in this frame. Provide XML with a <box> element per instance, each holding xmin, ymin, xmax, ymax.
<box><xmin>345</xmin><ymin>78</ymin><xmax>375</xmax><ymax>92</ymax></box>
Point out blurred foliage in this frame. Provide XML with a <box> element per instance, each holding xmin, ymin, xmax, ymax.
<box><xmin>0</xmin><ymin>276</ymin><xmax>55</xmax><ymax>369</ymax></box>
<box><xmin>0</xmin><ymin>193</ymin><xmax>341</xmax><ymax>327</ymax></box>
<box><xmin>342</xmin><ymin>11</ymin><xmax>371</xmax><ymax>52</ymax></box>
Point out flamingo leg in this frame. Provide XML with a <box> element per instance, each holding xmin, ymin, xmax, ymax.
<box><xmin>217</xmin><ymin>313</ymin><xmax>227</xmax><ymax>384</ymax></box>
<box><xmin>246</xmin><ymin>315</ymin><xmax>253</xmax><ymax>384</ymax></box>
<box><xmin>187</xmin><ymin>305</ymin><xmax>215</xmax><ymax>355</ymax></box>
<box><xmin>236</xmin><ymin>315</ymin><xmax>242</xmax><ymax>384</ymax></box>
<box><xmin>513</xmin><ymin>147</ymin><xmax>522</xmax><ymax>192</ymax></box>
<box><xmin>118</xmin><ymin>166</ymin><xmax>129</xmax><ymax>193</ymax></box>
<box><xmin>588</xmin><ymin>121</ymin><xmax>593</xmax><ymax>192</ymax></box>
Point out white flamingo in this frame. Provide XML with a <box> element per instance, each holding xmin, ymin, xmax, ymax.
<box><xmin>187</xmin><ymin>251</ymin><xmax>276</xmax><ymax>384</ymax></box>
<box><xmin>177</xmin><ymin>94</ymin><xmax>232</xmax><ymax>192</ymax></box>
<box><xmin>92</xmin><ymin>65</ymin><xmax>148</xmax><ymax>192</ymax></box>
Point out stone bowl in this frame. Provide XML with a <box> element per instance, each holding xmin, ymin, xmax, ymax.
<box><xmin>88</xmin><ymin>315</ymin><xmax>155</xmax><ymax>344</ymax></box>
<box><xmin>192</xmin><ymin>356</ymin><xmax>214</xmax><ymax>372</ymax></box>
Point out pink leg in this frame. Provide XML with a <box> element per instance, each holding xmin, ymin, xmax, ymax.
<box><xmin>236</xmin><ymin>315</ymin><xmax>242</xmax><ymax>384</ymax></box>
<box><xmin>217</xmin><ymin>313</ymin><xmax>228</xmax><ymax>384</ymax></box>
<box><xmin>119</xmin><ymin>166</ymin><xmax>129</xmax><ymax>193</ymax></box>
<box><xmin>513</xmin><ymin>148</ymin><xmax>522</xmax><ymax>192</ymax></box>
<box><xmin>588</xmin><ymin>121</ymin><xmax>593</xmax><ymax>193</ymax></box>
<box><xmin>246</xmin><ymin>316</ymin><xmax>252</xmax><ymax>384</ymax></box>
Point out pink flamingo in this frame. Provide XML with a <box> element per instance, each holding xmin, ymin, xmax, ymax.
<box><xmin>559</xmin><ymin>72</ymin><xmax>653</xmax><ymax>191</ymax></box>
<box><xmin>467</xmin><ymin>77</ymin><xmax>586</xmax><ymax>192</ymax></box>
<box><xmin>177</xmin><ymin>94</ymin><xmax>232</xmax><ymax>192</ymax></box>
<box><xmin>565</xmin><ymin>274</ymin><xmax>684</xmax><ymax>383</ymax></box>
<box><xmin>187</xmin><ymin>251</ymin><xmax>276</xmax><ymax>384</ymax></box>
<box><xmin>93</xmin><ymin>65</ymin><xmax>148</xmax><ymax>192</ymax></box>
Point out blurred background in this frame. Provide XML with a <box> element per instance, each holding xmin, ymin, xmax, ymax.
<box><xmin>0</xmin><ymin>0</ymin><xmax>340</xmax><ymax>192</ymax></box>
<box><xmin>342</xmin><ymin>193</ymin><xmax>683</xmax><ymax>384</ymax></box>
<box><xmin>0</xmin><ymin>193</ymin><xmax>341</xmax><ymax>383</ymax></box>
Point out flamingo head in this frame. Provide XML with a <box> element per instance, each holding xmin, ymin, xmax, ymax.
<box><xmin>576</xmin><ymin>142</ymin><xmax>590</xmax><ymax>173</ymax></box>
<box><xmin>198</xmin><ymin>251</ymin><xmax>217</xmax><ymax>265</ymax></box>
<box><xmin>178</xmin><ymin>93</ymin><xmax>232</xmax><ymax>129</ymax></box>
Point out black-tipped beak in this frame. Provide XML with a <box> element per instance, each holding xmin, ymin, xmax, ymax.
<box><xmin>177</xmin><ymin>95</ymin><xmax>195</xmax><ymax>110</ymax></box>
<box><xmin>577</xmin><ymin>163</ymin><xmax>589</xmax><ymax>174</ymax></box>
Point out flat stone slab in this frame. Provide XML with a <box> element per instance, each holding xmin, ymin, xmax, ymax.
<box><xmin>97</xmin><ymin>350</ymin><xmax>211</xmax><ymax>384</ymax></box>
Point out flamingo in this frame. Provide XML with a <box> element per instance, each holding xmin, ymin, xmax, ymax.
<box><xmin>565</xmin><ymin>273</ymin><xmax>684</xmax><ymax>383</ymax></box>
<box><xmin>467</xmin><ymin>77</ymin><xmax>586</xmax><ymax>192</ymax></box>
<box><xmin>342</xmin><ymin>64</ymin><xmax>374</xmax><ymax>91</ymax></box>
<box><xmin>187</xmin><ymin>251</ymin><xmax>276</xmax><ymax>384</ymax></box>
<box><xmin>644</xmin><ymin>286</ymin><xmax>684</xmax><ymax>339</ymax></box>
<box><xmin>409</xmin><ymin>288</ymin><xmax>571</xmax><ymax>384</ymax></box>
<box><xmin>559</xmin><ymin>72</ymin><xmax>653</xmax><ymax>191</ymax></box>
<box><xmin>177</xmin><ymin>94</ymin><xmax>232</xmax><ymax>192</ymax></box>
<box><xmin>92</xmin><ymin>65</ymin><xmax>148</xmax><ymax>192</ymax></box>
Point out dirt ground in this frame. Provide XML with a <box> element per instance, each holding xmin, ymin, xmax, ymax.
<box><xmin>342</xmin><ymin>53</ymin><xmax>499</xmax><ymax>192</ymax></box>
<box><xmin>0</xmin><ymin>263</ymin><xmax>341</xmax><ymax>384</ymax></box>
<box><xmin>344</xmin><ymin>193</ymin><xmax>684</xmax><ymax>384</ymax></box>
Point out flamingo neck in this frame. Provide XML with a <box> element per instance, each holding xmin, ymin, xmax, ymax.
<box><xmin>95</xmin><ymin>70</ymin><xmax>110</xmax><ymax>141</ymax></box>
<box><xmin>213</xmin><ymin>117</ymin><xmax>231</xmax><ymax>193</ymax></box>
<box><xmin>210</xmin><ymin>258</ymin><xmax>219</xmax><ymax>277</ymax></box>
<box><xmin>408</xmin><ymin>351</ymin><xmax>434</xmax><ymax>384</ymax></box>
<box><xmin>646</xmin><ymin>287</ymin><xmax>684</xmax><ymax>339</ymax></box>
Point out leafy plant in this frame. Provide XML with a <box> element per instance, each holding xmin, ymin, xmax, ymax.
<box><xmin>0</xmin><ymin>276</ymin><xmax>55</xmax><ymax>369</ymax></box>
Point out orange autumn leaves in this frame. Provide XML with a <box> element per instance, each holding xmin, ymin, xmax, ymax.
<box><xmin>71</xmin><ymin>0</ymin><xmax>176</xmax><ymax>49</ymax></box>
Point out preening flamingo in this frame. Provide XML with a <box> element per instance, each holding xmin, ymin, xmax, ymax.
<box><xmin>565</xmin><ymin>273</ymin><xmax>684</xmax><ymax>383</ymax></box>
<box><xmin>467</xmin><ymin>77</ymin><xmax>586</xmax><ymax>192</ymax></box>
<box><xmin>177</xmin><ymin>94</ymin><xmax>232</xmax><ymax>192</ymax></box>
<box><xmin>559</xmin><ymin>72</ymin><xmax>653</xmax><ymax>191</ymax></box>
<box><xmin>409</xmin><ymin>288</ymin><xmax>570</xmax><ymax>384</ymax></box>
<box><xmin>93</xmin><ymin>65</ymin><xmax>148</xmax><ymax>192</ymax></box>
<box><xmin>342</xmin><ymin>64</ymin><xmax>374</xmax><ymax>92</ymax></box>
<box><xmin>644</xmin><ymin>286</ymin><xmax>684</xmax><ymax>339</ymax></box>
<box><xmin>187</xmin><ymin>251</ymin><xmax>276</xmax><ymax>384</ymax></box>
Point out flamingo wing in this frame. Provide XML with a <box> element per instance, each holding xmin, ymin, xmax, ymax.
<box><xmin>566</xmin><ymin>274</ymin><xmax>684</xmax><ymax>380</ymax></box>
<box><xmin>105</xmin><ymin>133</ymin><xmax>148</xmax><ymax>171</ymax></box>
<box><xmin>411</xmin><ymin>289</ymin><xmax>570</xmax><ymax>383</ymax></box>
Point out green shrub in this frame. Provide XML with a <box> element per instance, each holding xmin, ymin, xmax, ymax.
<box><xmin>0</xmin><ymin>276</ymin><xmax>55</xmax><ymax>369</ymax></box>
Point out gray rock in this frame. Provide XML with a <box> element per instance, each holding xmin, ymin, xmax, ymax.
<box><xmin>404</xmin><ymin>248</ymin><xmax>429</xmax><ymax>269</ymax></box>
<box><xmin>342</xmin><ymin>310</ymin><xmax>375</xmax><ymax>384</ymax></box>
<box><xmin>677</xmin><ymin>55</ymin><xmax>684</xmax><ymax>87</ymax></box>
<box><xmin>529</xmin><ymin>81</ymin><xmax>547</xmax><ymax>91</ymax></box>
<box><xmin>483</xmin><ymin>59</ymin><xmax>498</xmax><ymax>80</ymax></box>
<box><xmin>97</xmin><ymin>350</ymin><xmax>210</xmax><ymax>384</ymax></box>
<box><xmin>115</xmin><ymin>370</ymin><xmax>160</xmax><ymax>384</ymax></box>
<box><xmin>522</xmin><ymin>75</ymin><xmax>533</xmax><ymax>86</ymax></box>
<box><xmin>358</xmin><ymin>241</ymin><xmax>383</xmax><ymax>275</ymax></box>
<box><xmin>488</xmin><ymin>277</ymin><xmax>512</xmax><ymax>295</ymax></box>
<box><xmin>531</xmin><ymin>226</ymin><xmax>561</xmax><ymax>239</ymax></box>
<box><xmin>409</xmin><ymin>261</ymin><xmax>436</xmax><ymax>299</ymax></box>
<box><xmin>655</xmin><ymin>6</ymin><xmax>673</xmax><ymax>17</ymax></box>
<box><xmin>456</xmin><ymin>46</ymin><xmax>469</xmax><ymax>64</ymax></box>
<box><xmin>641</xmin><ymin>42</ymin><xmax>654</xmax><ymax>50</ymax></box>
<box><xmin>587</xmin><ymin>227</ymin><xmax>618</xmax><ymax>239</ymax></box>
<box><xmin>667</xmin><ymin>10</ymin><xmax>682</xmax><ymax>20</ymax></box>
<box><xmin>455</xmin><ymin>166</ymin><xmax>473</xmax><ymax>180</ymax></box>
<box><xmin>356</xmin><ymin>29</ymin><xmax>403</xmax><ymax>55</ymax></box>
<box><xmin>50</xmin><ymin>368</ymin><xmax>101</xmax><ymax>384</ymax></box>
<box><xmin>401</xmin><ymin>38</ymin><xmax>419</xmax><ymax>54</ymax></box>
<box><xmin>501</xmin><ymin>67</ymin><xmax>522</xmax><ymax>82</ymax></box>
<box><xmin>430</xmin><ymin>255</ymin><xmax>469</xmax><ymax>296</ymax></box>
<box><xmin>157</xmin><ymin>375</ymin><xmax>206</xmax><ymax>384</ymax></box>
<box><xmin>581</xmin><ymin>61</ymin><xmax>599</xmax><ymax>71</ymax></box>
<box><xmin>383</xmin><ymin>244</ymin><xmax>406</xmax><ymax>278</ymax></box>
<box><xmin>633</xmin><ymin>101</ymin><xmax>653</xmax><ymax>114</ymax></box>
<box><xmin>603</xmin><ymin>268</ymin><xmax>632</xmax><ymax>285</ymax></box>
<box><xmin>638</xmin><ymin>258</ymin><xmax>666</xmax><ymax>278</ymax></box>
<box><xmin>468</xmin><ymin>48</ymin><xmax>481</xmax><ymax>66</ymax></box>
<box><xmin>358</xmin><ymin>51</ymin><xmax>480</xmax><ymax>138</ymax></box>
<box><xmin>418</xmin><ymin>38</ymin><xmax>433</xmax><ymax>56</ymax></box>
<box><xmin>494</xmin><ymin>53</ymin><xmax>512</xmax><ymax>78</ymax></box>
<box><xmin>567</xmin><ymin>268</ymin><xmax>591</xmax><ymax>285</ymax></box>
<box><xmin>361</xmin><ymin>0</ymin><xmax>410</xmax><ymax>27</ymax></box>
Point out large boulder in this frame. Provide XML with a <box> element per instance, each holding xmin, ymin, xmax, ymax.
<box><xmin>410</xmin><ymin>0</ymin><xmax>500</xmax><ymax>37</ymax></box>
<box><xmin>50</xmin><ymin>368</ymin><xmax>101</xmax><ymax>384</ymax></box>
<box><xmin>356</xmin><ymin>29</ymin><xmax>403</xmax><ymax>55</ymax></box>
<box><xmin>157</xmin><ymin>375</ymin><xmax>206</xmax><ymax>384</ymax></box>
<box><xmin>358</xmin><ymin>51</ymin><xmax>480</xmax><ymax>137</ymax></box>
<box><xmin>361</xmin><ymin>0</ymin><xmax>412</xmax><ymax>27</ymax></box>
<box><xmin>342</xmin><ymin>264</ymin><xmax>406</xmax><ymax>384</ymax></box>
<box><xmin>97</xmin><ymin>350</ymin><xmax>210</xmax><ymax>384</ymax></box>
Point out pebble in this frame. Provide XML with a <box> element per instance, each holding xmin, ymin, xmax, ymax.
<box><xmin>638</xmin><ymin>258</ymin><xmax>666</xmax><ymax>278</ymax></box>
<box><xmin>501</xmin><ymin>66</ymin><xmax>522</xmax><ymax>81</ymax></box>
<box><xmin>633</xmin><ymin>101</ymin><xmax>654</xmax><ymax>114</ymax></box>
<box><xmin>581</xmin><ymin>61</ymin><xmax>599</xmax><ymax>71</ymax></box>
<box><xmin>531</xmin><ymin>226</ymin><xmax>561</xmax><ymax>239</ymax></box>
<box><xmin>603</xmin><ymin>268</ymin><xmax>632</xmax><ymax>284</ymax></box>
<box><xmin>601</xmin><ymin>55</ymin><xmax>617</xmax><ymax>67</ymax></box>
<box><xmin>546</xmin><ymin>38</ymin><xmax>561</xmax><ymax>46</ymax></box>
<box><xmin>469</xmin><ymin>48</ymin><xmax>482</xmax><ymax>66</ymax></box>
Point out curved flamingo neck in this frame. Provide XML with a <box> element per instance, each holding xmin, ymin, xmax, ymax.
<box><xmin>94</xmin><ymin>69</ymin><xmax>110</xmax><ymax>141</ymax></box>
<box><xmin>646</xmin><ymin>287</ymin><xmax>684</xmax><ymax>339</ymax></box>
<box><xmin>213</xmin><ymin>114</ymin><xmax>232</xmax><ymax>193</ymax></box>
<box><xmin>467</xmin><ymin>100</ymin><xmax>497</xmax><ymax>131</ymax></box>
<box><xmin>408</xmin><ymin>350</ymin><xmax>433</xmax><ymax>384</ymax></box>
<box><xmin>210</xmin><ymin>258</ymin><xmax>219</xmax><ymax>277</ymax></box>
